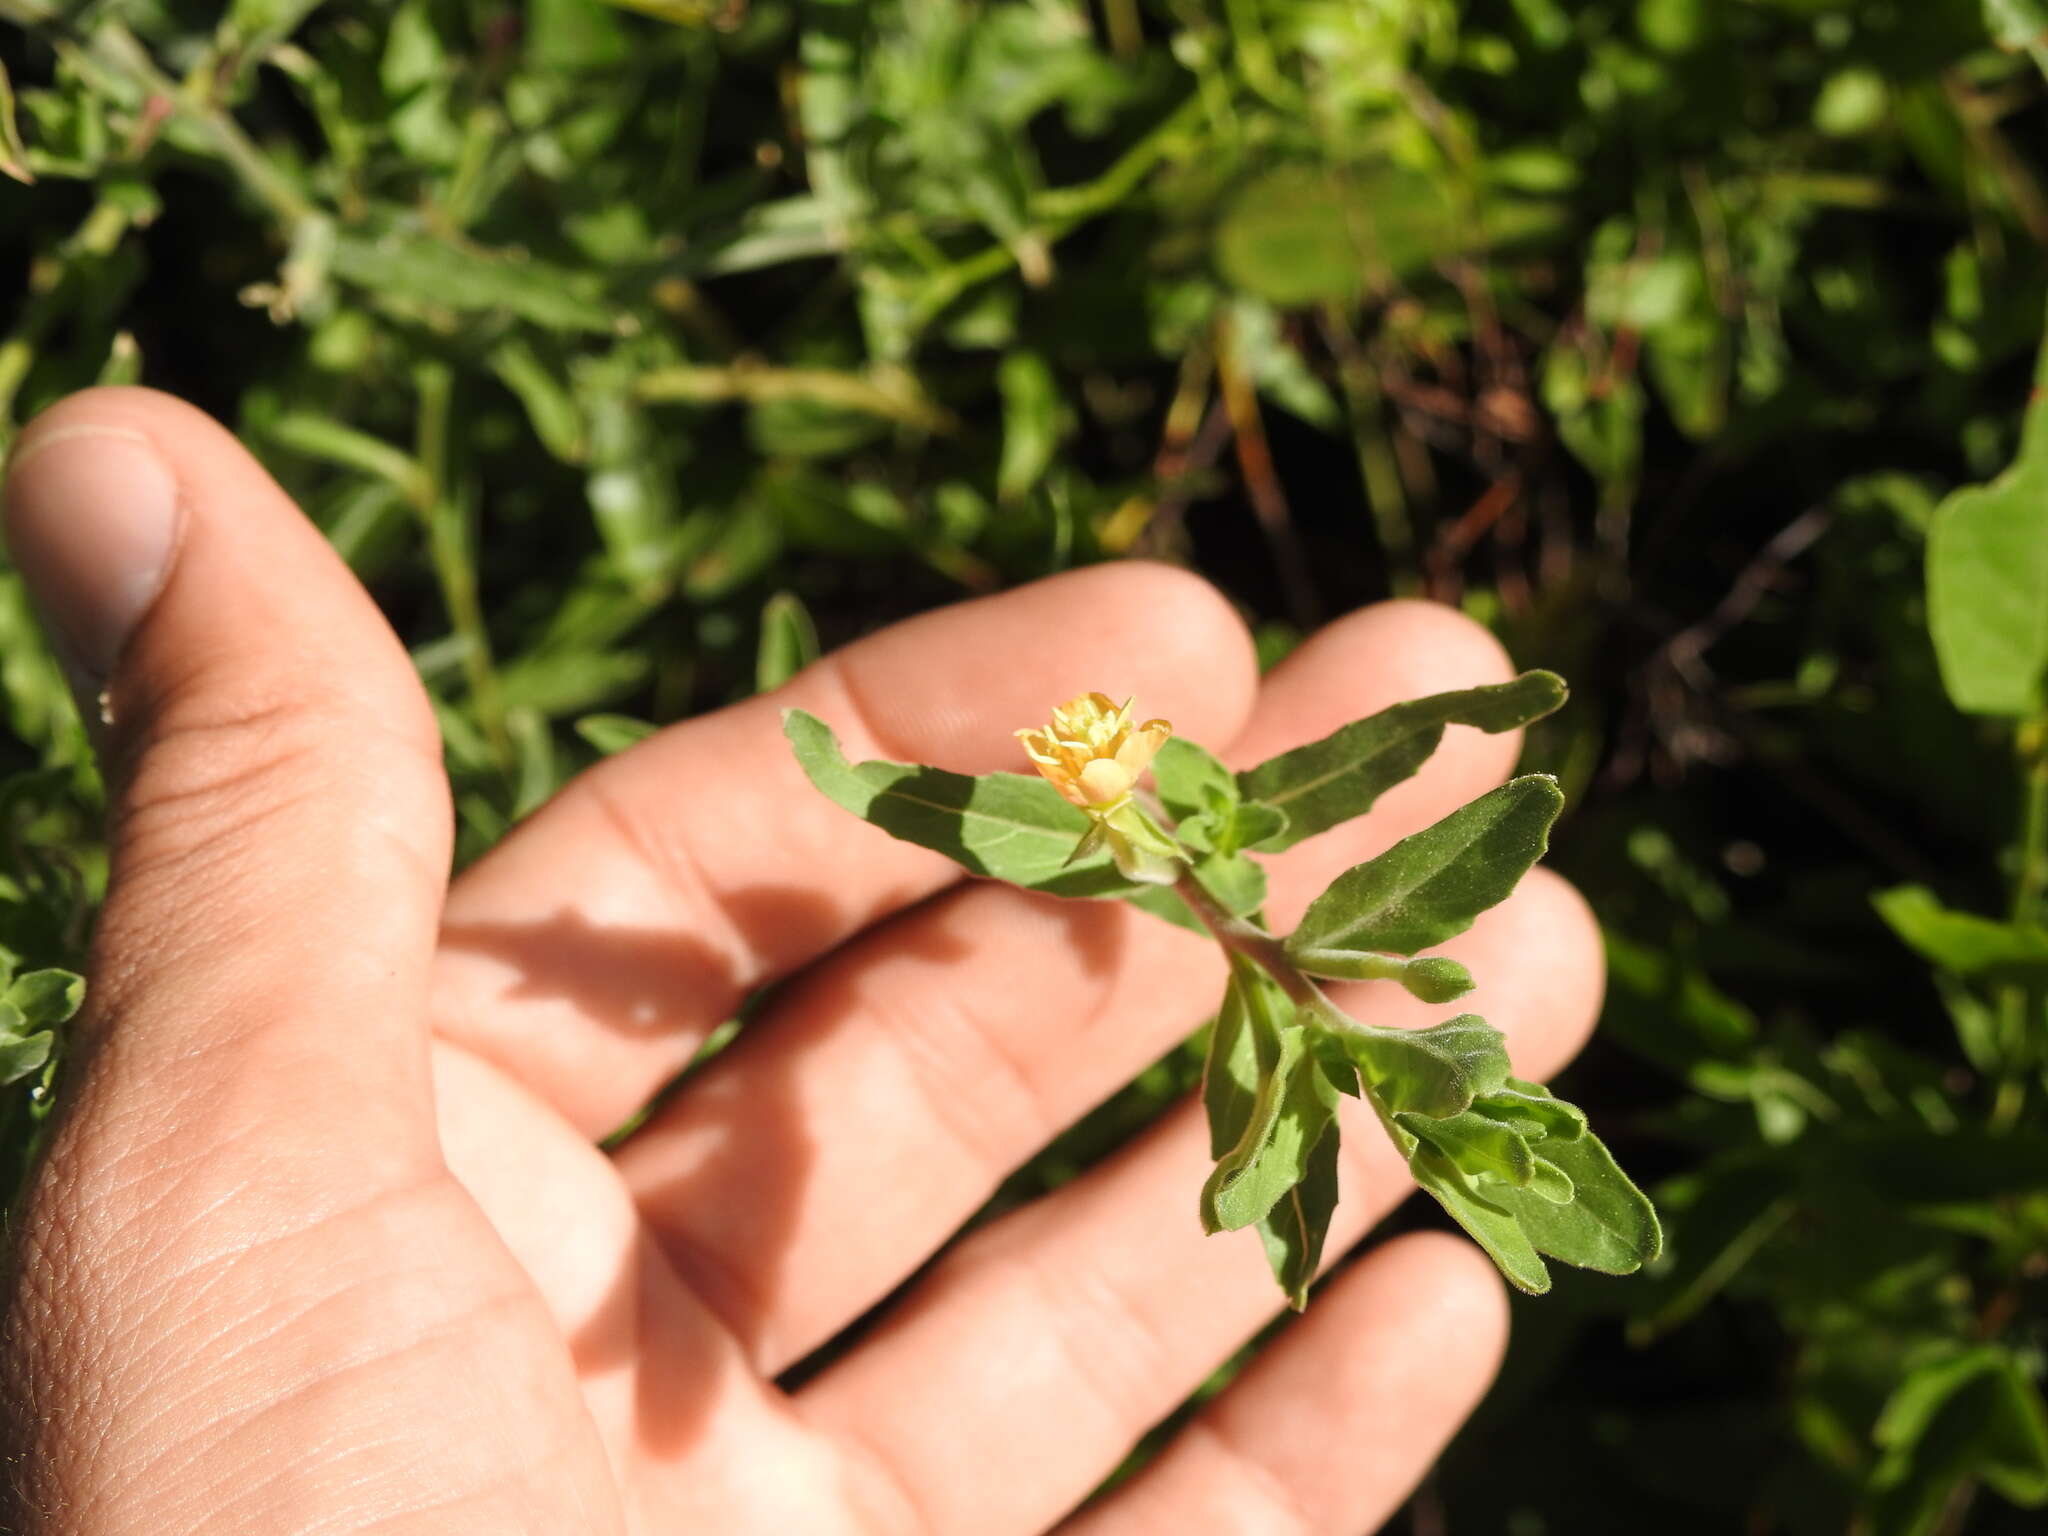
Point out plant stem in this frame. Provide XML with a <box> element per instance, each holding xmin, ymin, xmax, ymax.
<box><xmin>85</xmin><ymin>22</ymin><xmax>316</xmax><ymax>228</ymax></box>
<box><xmin>1215</xmin><ymin>312</ymin><xmax>1321</xmax><ymax>627</ymax></box>
<box><xmin>2009</xmin><ymin>724</ymin><xmax>2048</xmax><ymax>928</ymax></box>
<box><xmin>1172</xmin><ymin>868</ymin><xmax>1318</xmax><ymax>1008</ymax></box>
<box><xmin>635</xmin><ymin>361</ymin><xmax>955</xmax><ymax>433</ymax></box>
<box><xmin>413</xmin><ymin>362</ymin><xmax>510</xmax><ymax>773</ymax></box>
<box><xmin>1992</xmin><ymin>719</ymin><xmax>2048</xmax><ymax>1133</ymax></box>
<box><xmin>1322</xmin><ymin>310</ymin><xmax>1418</xmax><ymax>596</ymax></box>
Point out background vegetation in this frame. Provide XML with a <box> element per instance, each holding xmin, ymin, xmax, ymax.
<box><xmin>5</xmin><ymin>0</ymin><xmax>2048</xmax><ymax>1530</ymax></box>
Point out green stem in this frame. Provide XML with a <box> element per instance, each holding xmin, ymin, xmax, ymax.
<box><xmin>86</xmin><ymin>23</ymin><xmax>316</xmax><ymax>228</ymax></box>
<box><xmin>0</xmin><ymin>166</ymin><xmax>143</xmax><ymax>438</ymax></box>
<box><xmin>635</xmin><ymin>361</ymin><xmax>955</xmax><ymax>433</ymax></box>
<box><xmin>1993</xmin><ymin>722</ymin><xmax>2048</xmax><ymax>1131</ymax></box>
<box><xmin>1988</xmin><ymin>1077</ymin><xmax>2026</xmax><ymax>1136</ymax></box>
<box><xmin>1221</xmin><ymin>0</ymin><xmax>1295</xmax><ymax>109</ymax></box>
<box><xmin>907</xmin><ymin>93</ymin><xmax>1210</xmax><ymax>329</ymax></box>
<box><xmin>413</xmin><ymin>362</ymin><xmax>510</xmax><ymax>772</ymax></box>
<box><xmin>1323</xmin><ymin>312</ymin><xmax>1417</xmax><ymax>595</ymax></box>
<box><xmin>1172</xmin><ymin>869</ymin><xmax>1320</xmax><ymax>1009</ymax></box>
<box><xmin>2009</xmin><ymin>725</ymin><xmax>2048</xmax><ymax>927</ymax></box>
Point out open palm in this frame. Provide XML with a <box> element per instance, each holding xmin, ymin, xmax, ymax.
<box><xmin>4</xmin><ymin>389</ymin><xmax>1603</xmax><ymax>1534</ymax></box>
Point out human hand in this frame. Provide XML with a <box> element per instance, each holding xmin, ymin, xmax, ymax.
<box><xmin>0</xmin><ymin>388</ymin><xmax>1603</xmax><ymax>1534</ymax></box>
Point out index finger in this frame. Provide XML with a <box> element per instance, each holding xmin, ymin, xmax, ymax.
<box><xmin>431</xmin><ymin>563</ymin><xmax>1259</xmax><ymax>1137</ymax></box>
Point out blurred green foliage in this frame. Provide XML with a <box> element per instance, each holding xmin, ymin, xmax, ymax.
<box><xmin>5</xmin><ymin>0</ymin><xmax>2048</xmax><ymax>1529</ymax></box>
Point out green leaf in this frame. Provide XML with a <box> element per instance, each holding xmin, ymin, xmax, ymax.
<box><xmin>526</xmin><ymin>0</ymin><xmax>632</xmax><ymax>70</ymax></box>
<box><xmin>0</xmin><ymin>1030</ymin><xmax>53</xmax><ymax>1087</ymax></box>
<box><xmin>489</xmin><ymin>339</ymin><xmax>587</xmax><ymax>463</ymax></box>
<box><xmin>1341</xmin><ymin>1013</ymin><xmax>1512</xmax><ymax>1120</ymax></box>
<box><xmin>1873</xmin><ymin>1345</ymin><xmax>2048</xmax><ymax>1511</ymax></box>
<box><xmin>1926</xmin><ymin>336</ymin><xmax>2048</xmax><ymax>715</ymax></box>
<box><xmin>581</xmin><ymin>386</ymin><xmax>683</xmax><ymax>602</ymax></box>
<box><xmin>1288</xmin><ymin>777</ymin><xmax>1563</xmax><ymax>960</ymax></box>
<box><xmin>1256</xmin><ymin>1118</ymin><xmax>1341</xmax><ymax>1311</ymax></box>
<box><xmin>6</xmin><ymin>968</ymin><xmax>83</xmax><ymax>1028</ymax></box>
<box><xmin>1397</xmin><ymin>1108</ymin><xmax>1537</xmax><ymax>1187</ymax></box>
<box><xmin>1470</xmin><ymin>1077</ymin><xmax>1589</xmax><ymax>1142</ymax></box>
<box><xmin>996</xmin><ymin>350</ymin><xmax>1062</xmax><ymax>503</ymax></box>
<box><xmin>755</xmin><ymin>591</ymin><xmax>820</xmax><ymax>694</ymax></box>
<box><xmin>1202</xmin><ymin>956</ymin><xmax>1291</xmax><ymax>1160</ymax></box>
<box><xmin>0</xmin><ymin>57</ymin><xmax>33</xmax><ymax>185</ymax></box>
<box><xmin>1188</xmin><ymin>850</ymin><xmax>1266</xmax><ymax>921</ymax></box>
<box><xmin>1986</xmin><ymin>0</ymin><xmax>2048</xmax><ymax>80</ymax></box>
<box><xmin>784</xmin><ymin>709</ymin><xmax>1135</xmax><ymax>896</ymax></box>
<box><xmin>1526</xmin><ymin>1157</ymin><xmax>1576</xmax><ymax>1204</ymax></box>
<box><xmin>1150</xmin><ymin>735</ymin><xmax>1236</xmax><ymax>828</ymax></box>
<box><xmin>1215</xmin><ymin>162</ymin><xmax>1465</xmax><ymax>304</ymax></box>
<box><xmin>330</xmin><ymin>226</ymin><xmax>618</xmax><ymax>333</ymax></box>
<box><xmin>1226</xmin><ymin>802</ymin><xmax>1288</xmax><ymax>853</ymax></box>
<box><xmin>1204</xmin><ymin>1031</ymin><xmax>1341</xmax><ymax>1233</ymax></box>
<box><xmin>575</xmin><ymin>714</ymin><xmax>658</xmax><ymax>755</ymax></box>
<box><xmin>1874</xmin><ymin>885</ymin><xmax>2048</xmax><ymax>982</ymax></box>
<box><xmin>1408</xmin><ymin>1142</ymin><xmax>1553</xmax><ymax>1295</ymax></box>
<box><xmin>1239</xmin><ymin>671</ymin><xmax>1566</xmax><ymax>852</ymax></box>
<box><xmin>1482</xmin><ymin>1128</ymin><xmax>1663</xmax><ymax>1275</ymax></box>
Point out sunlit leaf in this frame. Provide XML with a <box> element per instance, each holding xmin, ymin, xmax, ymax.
<box><xmin>785</xmin><ymin>709</ymin><xmax>1136</xmax><ymax>896</ymax></box>
<box><xmin>1340</xmin><ymin>1012</ymin><xmax>1512</xmax><ymax>1120</ymax></box>
<box><xmin>1257</xmin><ymin>1119</ymin><xmax>1340</xmax><ymax>1311</ymax></box>
<box><xmin>756</xmin><ymin>591</ymin><xmax>821</xmax><ymax>693</ymax></box>
<box><xmin>1927</xmin><ymin>340</ymin><xmax>2048</xmax><ymax>715</ymax></box>
<box><xmin>1875</xmin><ymin>885</ymin><xmax>2048</xmax><ymax>982</ymax></box>
<box><xmin>1288</xmin><ymin>777</ymin><xmax>1563</xmax><ymax>959</ymax></box>
<box><xmin>1240</xmin><ymin>673</ymin><xmax>1566</xmax><ymax>852</ymax></box>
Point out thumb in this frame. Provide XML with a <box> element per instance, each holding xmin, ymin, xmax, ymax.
<box><xmin>2</xmin><ymin>386</ymin><xmax>451</xmax><ymax>1185</ymax></box>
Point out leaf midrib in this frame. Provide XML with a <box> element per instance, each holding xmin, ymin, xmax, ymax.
<box><xmin>1256</xmin><ymin>716</ymin><xmax>1432</xmax><ymax>812</ymax></box>
<box><xmin>1305</xmin><ymin>796</ymin><xmax>1528</xmax><ymax>949</ymax></box>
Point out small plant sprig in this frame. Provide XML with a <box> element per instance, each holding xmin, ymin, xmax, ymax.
<box><xmin>788</xmin><ymin>674</ymin><xmax>1660</xmax><ymax>1308</ymax></box>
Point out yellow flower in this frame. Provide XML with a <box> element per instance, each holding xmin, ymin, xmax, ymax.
<box><xmin>1016</xmin><ymin>692</ymin><xmax>1173</xmax><ymax>812</ymax></box>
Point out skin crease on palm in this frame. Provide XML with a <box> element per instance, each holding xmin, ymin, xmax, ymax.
<box><xmin>0</xmin><ymin>388</ymin><xmax>1606</xmax><ymax>1536</ymax></box>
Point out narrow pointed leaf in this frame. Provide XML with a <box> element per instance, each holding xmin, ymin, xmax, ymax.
<box><xmin>1257</xmin><ymin>1119</ymin><xmax>1340</xmax><ymax>1310</ymax></box>
<box><xmin>1288</xmin><ymin>776</ymin><xmax>1563</xmax><ymax>959</ymax></box>
<box><xmin>1205</xmin><ymin>1034</ymin><xmax>1340</xmax><ymax>1232</ymax></box>
<box><xmin>0</xmin><ymin>57</ymin><xmax>33</xmax><ymax>185</ymax></box>
<box><xmin>785</xmin><ymin>709</ymin><xmax>1137</xmax><ymax>896</ymax></box>
<box><xmin>1238</xmin><ymin>671</ymin><xmax>1566</xmax><ymax>851</ymax></box>
<box><xmin>0</xmin><ymin>1031</ymin><xmax>53</xmax><ymax>1087</ymax></box>
<box><xmin>1202</xmin><ymin>957</ymin><xmax>1292</xmax><ymax>1161</ymax></box>
<box><xmin>1874</xmin><ymin>885</ymin><xmax>2048</xmax><ymax>983</ymax></box>
<box><xmin>1408</xmin><ymin>1143</ymin><xmax>1552</xmax><ymax>1295</ymax></box>
<box><xmin>5</xmin><ymin>969</ymin><xmax>84</xmax><ymax>1027</ymax></box>
<box><xmin>576</xmin><ymin>714</ymin><xmax>659</xmax><ymax>755</ymax></box>
<box><xmin>756</xmin><ymin>591</ymin><xmax>820</xmax><ymax>693</ymax></box>
<box><xmin>1201</xmin><ymin>1025</ymin><xmax>1301</xmax><ymax>1232</ymax></box>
